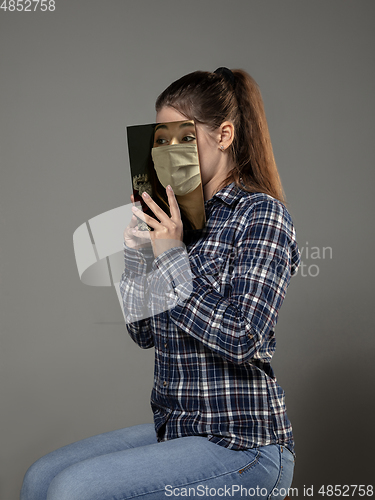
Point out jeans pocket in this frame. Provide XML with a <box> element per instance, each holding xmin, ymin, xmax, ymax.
<box><xmin>237</xmin><ymin>449</ymin><xmax>261</xmax><ymax>476</ymax></box>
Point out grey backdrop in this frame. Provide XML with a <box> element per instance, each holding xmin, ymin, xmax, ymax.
<box><xmin>1</xmin><ymin>1</ymin><xmax>374</xmax><ymax>499</ymax></box>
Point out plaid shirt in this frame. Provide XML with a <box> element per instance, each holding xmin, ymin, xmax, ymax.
<box><xmin>120</xmin><ymin>183</ymin><xmax>300</xmax><ymax>454</ymax></box>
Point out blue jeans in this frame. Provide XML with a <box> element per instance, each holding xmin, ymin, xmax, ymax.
<box><xmin>20</xmin><ymin>424</ymin><xmax>294</xmax><ymax>500</ymax></box>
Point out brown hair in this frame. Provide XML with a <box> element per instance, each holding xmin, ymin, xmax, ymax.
<box><xmin>155</xmin><ymin>69</ymin><xmax>285</xmax><ymax>204</ymax></box>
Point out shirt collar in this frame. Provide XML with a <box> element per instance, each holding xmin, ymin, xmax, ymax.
<box><xmin>205</xmin><ymin>182</ymin><xmax>244</xmax><ymax>207</ymax></box>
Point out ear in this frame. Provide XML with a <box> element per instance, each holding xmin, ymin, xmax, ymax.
<box><xmin>218</xmin><ymin>121</ymin><xmax>235</xmax><ymax>151</ymax></box>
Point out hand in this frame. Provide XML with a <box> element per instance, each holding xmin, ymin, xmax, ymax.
<box><xmin>123</xmin><ymin>194</ymin><xmax>152</xmax><ymax>250</ymax></box>
<box><xmin>131</xmin><ymin>186</ymin><xmax>184</xmax><ymax>258</ymax></box>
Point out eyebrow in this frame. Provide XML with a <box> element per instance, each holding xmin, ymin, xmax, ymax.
<box><xmin>154</xmin><ymin>124</ymin><xmax>168</xmax><ymax>132</ymax></box>
<box><xmin>154</xmin><ymin>121</ymin><xmax>195</xmax><ymax>132</ymax></box>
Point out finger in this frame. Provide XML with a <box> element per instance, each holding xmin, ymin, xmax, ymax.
<box><xmin>124</xmin><ymin>216</ymin><xmax>137</xmax><ymax>240</ymax></box>
<box><xmin>125</xmin><ymin>213</ymin><xmax>140</xmax><ymax>234</ymax></box>
<box><xmin>141</xmin><ymin>192</ymin><xmax>171</xmax><ymax>224</ymax></box>
<box><xmin>132</xmin><ymin>206</ymin><xmax>159</xmax><ymax>229</ymax></box>
<box><xmin>166</xmin><ymin>185</ymin><xmax>181</xmax><ymax>221</ymax></box>
<box><xmin>130</xmin><ymin>199</ymin><xmax>145</xmax><ymax>227</ymax></box>
<box><xmin>128</xmin><ymin>214</ymin><xmax>138</xmax><ymax>228</ymax></box>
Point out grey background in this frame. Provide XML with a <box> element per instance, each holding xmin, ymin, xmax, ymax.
<box><xmin>1</xmin><ymin>1</ymin><xmax>374</xmax><ymax>499</ymax></box>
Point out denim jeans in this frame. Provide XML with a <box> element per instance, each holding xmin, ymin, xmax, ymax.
<box><xmin>20</xmin><ymin>424</ymin><xmax>294</xmax><ymax>500</ymax></box>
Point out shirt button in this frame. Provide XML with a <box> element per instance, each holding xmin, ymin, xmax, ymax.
<box><xmin>248</xmin><ymin>333</ymin><xmax>253</xmax><ymax>339</ymax></box>
<box><xmin>164</xmin><ymin>343</ymin><xmax>168</xmax><ymax>348</ymax></box>
<box><xmin>163</xmin><ymin>381</ymin><xmax>167</xmax><ymax>387</ymax></box>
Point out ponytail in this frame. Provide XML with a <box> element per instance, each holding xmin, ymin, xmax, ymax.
<box><xmin>227</xmin><ymin>69</ymin><xmax>285</xmax><ymax>203</ymax></box>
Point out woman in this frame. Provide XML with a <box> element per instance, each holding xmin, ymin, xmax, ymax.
<box><xmin>21</xmin><ymin>68</ymin><xmax>300</xmax><ymax>500</ymax></box>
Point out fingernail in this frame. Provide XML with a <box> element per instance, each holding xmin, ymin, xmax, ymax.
<box><xmin>167</xmin><ymin>185</ymin><xmax>173</xmax><ymax>191</ymax></box>
<box><xmin>142</xmin><ymin>192</ymin><xmax>150</xmax><ymax>199</ymax></box>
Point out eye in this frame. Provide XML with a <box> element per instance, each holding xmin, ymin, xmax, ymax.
<box><xmin>182</xmin><ymin>135</ymin><xmax>196</xmax><ymax>143</ymax></box>
<box><xmin>155</xmin><ymin>138</ymin><xmax>168</xmax><ymax>145</ymax></box>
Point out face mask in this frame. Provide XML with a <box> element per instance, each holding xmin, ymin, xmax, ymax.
<box><xmin>151</xmin><ymin>143</ymin><xmax>201</xmax><ymax>196</ymax></box>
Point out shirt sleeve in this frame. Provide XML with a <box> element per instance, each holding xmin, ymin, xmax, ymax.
<box><xmin>119</xmin><ymin>242</ymin><xmax>194</xmax><ymax>349</ymax></box>
<box><xmin>164</xmin><ymin>199</ymin><xmax>300</xmax><ymax>365</ymax></box>
<box><xmin>119</xmin><ymin>243</ymin><xmax>154</xmax><ymax>349</ymax></box>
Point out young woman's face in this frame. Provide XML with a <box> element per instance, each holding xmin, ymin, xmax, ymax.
<box><xmin>155</xmin><ymin>107</ymin><xmax>221</xmax><ymax>187</ymax></box>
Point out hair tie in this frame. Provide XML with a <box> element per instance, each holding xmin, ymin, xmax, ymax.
<box><xmin>214</xmin><ymin>67</ymin><xmax>236</xmax><ymax>88</ymax></box>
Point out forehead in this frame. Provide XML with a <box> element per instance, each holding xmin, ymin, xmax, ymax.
<box><xmin>156</xmin><ymin>106</ymin><xmax>189</xmax><ymax>123</ymax></box>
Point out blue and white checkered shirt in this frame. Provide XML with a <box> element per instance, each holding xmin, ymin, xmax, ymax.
<box><xmin>120</xmin><ymin>183</ymin><xmax>300</xmax><ymax>454</ymax></box>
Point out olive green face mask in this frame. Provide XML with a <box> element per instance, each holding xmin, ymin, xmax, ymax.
<box><xmin>151</xmin><ymin>143</ymin><xmax>201</xmax><ymax>196</ymax></box>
